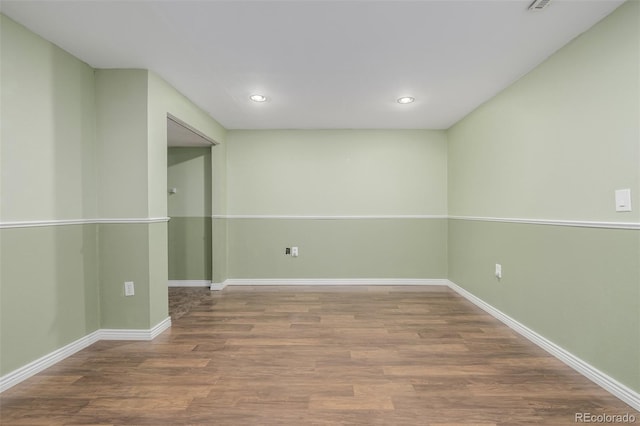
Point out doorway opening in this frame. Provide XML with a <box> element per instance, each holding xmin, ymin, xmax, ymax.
<box><xmin>166</xmin><ymin>115</ymin><xmax>216</xmax><ymax>315</ymax></box>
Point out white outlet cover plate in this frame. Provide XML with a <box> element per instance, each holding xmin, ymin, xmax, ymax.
<box><xmin>615</xmin><ymin>189</ymin><xmax>632</xmax><ymax>212</ymax></box>
<box><xmin>124</xmin><ymin>281</ymin><xmax>135</xmax><ymax>296</ymax></box>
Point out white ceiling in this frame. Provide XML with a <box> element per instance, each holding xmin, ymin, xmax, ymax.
<box><xmin>1</xmin><ymin>0</ymin><xmax>624</xmax><ymax>130</ymax></box>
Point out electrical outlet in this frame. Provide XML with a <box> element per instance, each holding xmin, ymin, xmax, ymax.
<box><xmin>291</xmin><ymin>247</ymin><xmax>299</xmax><ymax>257</ymax></box>
<box><xmin>495</xmin><ymin>264</ymin><xmax>502</xmax><ymax>280</ymax></box>
<box><xmin>124</xmin><ymin>281</ymin><xmax>135</xmax><ymax>296</ymax></box>
<box><xmin>285</xmin><ymin>247</ymin><xmax>291</xmax><ymax>255</ymax></box>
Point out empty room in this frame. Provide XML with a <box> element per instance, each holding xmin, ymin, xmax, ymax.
<box><xmin>0</xmin><ymin>0</ymin><xmax>638</xmax><ymax>424</ymax></box>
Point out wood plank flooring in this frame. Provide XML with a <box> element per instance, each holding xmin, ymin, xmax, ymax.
<box><xmin>1</xmin><ymin>286</ymin><xmax>637</xmax><ymax>425</ymax></box>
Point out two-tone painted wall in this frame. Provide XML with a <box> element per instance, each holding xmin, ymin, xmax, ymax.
<box><xmin>168</xmin><ymin>147</ymin><xmax>213</xmax><ymax>281</ymax></box>
<box><xmin>0</xmin><ymin>15</ymin><xmax>225</xmax><ymax>377</ymax></box>
<box><xmin>448</xmin><ymin>0</ymin><xmax>639</xmax><ymax>392</ymax></box>
<box><xmin>1</xmin><ymin>14</ymin><xmax>101</xmax><ymax>375</ymax></box>
<box><xmin>1</xmin><ymin>0</ymin><xmax>638</xmax><ymax>401</ymax></box>
<box><xmin>223</xmin><ymin>129</ymin><xmax>448</xmax><ymax>280</ymax></box>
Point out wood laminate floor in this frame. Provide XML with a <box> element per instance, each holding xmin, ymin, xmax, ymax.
<box><xmin>1</xmin><ymin>286</ymin><xmax>636</xmax><ymax>425</ymax></box>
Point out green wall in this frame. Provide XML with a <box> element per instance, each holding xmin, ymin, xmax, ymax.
<box><xmin>147</xmin><ymin>71</ymin><xmax>226</xmax><ymax>219</ymax></box>
<box><xmin>149</xmin><ymin>71</ymin><xmax>225</xmax><ymax>294</ymax></box>
<box><xmin>168</xmin><ymin>148</ymin><xmax>212</xmax><ymax>217</ymax></box>
<box><xmin>212</xmin><ymin>134</ymin><xmax>228</xmax><ymax>284</ymax></box>
<box><xmin>0</xmin><ymin>15</ymin><xmax>100</xmax><ymax>375</ymax></box>
<box><xmin>2</xmin><ymin>0</ymin><xmax>639</xmax><ymax>400</ymax></box>
<box><xmin>228</xmin><ymin>218</ymin><xmax>447</xmax><ymax>279</ymax></box>
<box><xmin>0</xmin><ymin>16</ymin><xmax>98</xmax><ymax>223</ymax></box>
<box><xmin>448</xmin><ymin>3</ymin><xmax>638</xmax><ymax>222</ymax></box>
<box><xmin>449</xmin><ymin>220</ymin><xmax>639</xmax><ymax>390</ymax></box>
<box><xmin>95</xmin><ymin>69</ymin><xmax>149</xmax><ymax>219</ymax></box>
<box><xmin>225</xmin><ymin>130</ymin><xmax>448</xmax><ymax>279</ymax></box>
<box><xmin>167</xmin><ymin>148</ymin><xmax>213</xmax><ymax>281</ymax></box>
<box><xmin>95</xmin><ymin>69</ymin><xmax>162</xmax><ymax>329</ymax></box>
<box><xmin>447</xmin><ymin>0</ymin><xmax>639</xmax><ymax>392</ymax></box>
<box><xmin>1</xmin><ymin>225</ymin><xmax>100</xmax><ymax>375</ymax></box>
<box><xmin>93</xmin><ymin>68</ymin><xmax>225</xmax><ymax>325</ymax></box>
<box><xmin>227</xmin><ymin>130</ymin><xmax>447</xmax><ymax>216</ymax></box>
<box><xmin>98</xmin><ymin>224</ymin><xmax>151</xmax><ymax>329</ymax></box>
<box><xmin>0</xmin><ymin>14</ymin><xmax>225</xmax><ymax>376</ymax></box>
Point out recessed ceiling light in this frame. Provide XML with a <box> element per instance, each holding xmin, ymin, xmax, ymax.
<box><xmin>397</xmin><ymin>96</ymin><xmax>415</xmax><ymax>104</ymax></box>
<box><xmin>250</xmin><ymin>94</ymin><xmax>267</xmax><ymax>102</ymax></box>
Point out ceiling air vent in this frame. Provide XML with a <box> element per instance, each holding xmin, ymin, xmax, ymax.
<box><xmin>528</xmin><ymin>0</ymin><xmax>552</xmax><ymax>11</ymax></box>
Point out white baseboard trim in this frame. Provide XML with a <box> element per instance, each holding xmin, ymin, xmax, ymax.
<box><xmin>148</xmin><ymin>317</ymin><xmax>172</xmax><ymax>339</ymax></box>
<box><xmin>168</xmin><ymin>280</ymin><xmax>212</xmax><ymax>287</ymax></box>
<box><xmin>100</xmin><ymin>317</ymin><xmax>172</xmax><ymax>341</ymax></box>
<box><xmin>210</xmin><ymin>281</ymin><xmax>228</xmax><ymax>291</ymax></box>
<box><xmin>4</xmin><ymin>281</ymin><xmax>638</xmax><ymax>411</ymax></box>
<box><xmin>210</xmin><ymin>278</ymin><xmax>447</xmax><ymax>291</ymax></box>
<box><xmin>224</xmin><ymin>278</ymin><xmax>449</xmax><ymax>286</ymax></box>
<box><xmin>446</xmin><ymin>280</ymin><xmax>640</xmax><ymax>411</ymax></box>
<box><xmin>0</xmin><ymin>317</ymin><xmax>172</xmax><ymax>393</ymax></box>
<box><xmin>0</xmin><ymin>330</ymin><xmax>101</xmax><ymax>393</ymax></box>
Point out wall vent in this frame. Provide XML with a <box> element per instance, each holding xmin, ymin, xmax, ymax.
<box><xmin>528</xmin><ymin>0</ymin><xmax>552</xmax><ymax>11</ymax></box>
